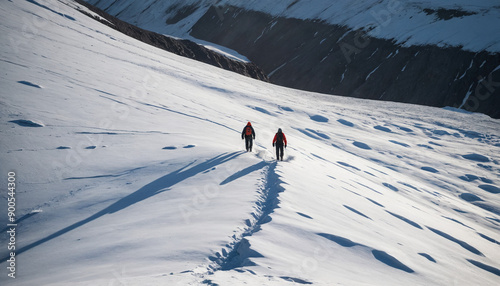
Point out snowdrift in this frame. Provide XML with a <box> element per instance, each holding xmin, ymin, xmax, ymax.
<box><xmin>86</xmin><ymin>0</ymin><xmax>500</xmax><ymax>119</ymax></box>
<box><xmin>88</xmin><ymin>0</ymin><xmax>500</xmax><ymax>52</ymax></box>
<box><xmin>1</xmin><ymin>1</ymin><xmax>499</xmax><ymax>285</ymax></box>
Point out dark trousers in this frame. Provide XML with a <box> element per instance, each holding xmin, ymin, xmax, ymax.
<box><xmin>245</xmin><ymin>135</ymin><xmax>253</xmax><ymax>152</ymax></box>
<box><xmin>275</xmin><ymin>144</ymin><xmax>284</xmax><ymax>160</ymax></box>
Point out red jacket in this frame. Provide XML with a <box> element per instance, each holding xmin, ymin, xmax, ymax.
<box><xmin>241</xmin><ymin>122</ymin><xmax>255</xmax><ymax>139</ymax></box>
<box><xmin>272</xmin><ymin>132</ymin><xmax>287</xmax><ymax>146</ymax></box>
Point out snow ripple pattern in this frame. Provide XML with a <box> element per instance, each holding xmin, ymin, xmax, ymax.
<box><xmin>207</xmin><ymin>160</ymin><xmax>282</xmax><ymax>272</ymax></box>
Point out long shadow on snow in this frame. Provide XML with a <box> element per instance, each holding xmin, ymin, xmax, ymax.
<box><xmin>214</xmin><ymin>161</ymin><xmax>283</xmax><ymax>271</ymax></box>
<box><xmin>5</xmin><ymin>151</ymin><xmax>244</xmax><ymax>260</ymax></box>
<box><xmin>26</xmin><ymin>0</ymin><xmax>76</xmax><ymax>20</ymax></box>
<box><xmin>318</xmin><ymin>233</ymin><xmax>414</xmax><ymax>273</ymax></box>
<box><xmin>220</xmin><ymin>161</ymin><xmax>268</xmax><ymax>185</ymax></box>
<box><xmin>0</xmin><ymin>212</ymin><xmax>40</xmax><ymax>233</ymax></box>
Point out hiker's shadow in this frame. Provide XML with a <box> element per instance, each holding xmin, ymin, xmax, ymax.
<box><xmin>7</xmin><ymin>151</ymin><xmax>244</xmax><ymax>259</ymax></box>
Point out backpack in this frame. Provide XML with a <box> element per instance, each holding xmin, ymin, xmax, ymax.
<box><xmin>276</xmin><ymin>132</ymin><xmax>283</xmax><ymax>143</ymax></box>
<box><xmin>245</xmin><ymin>126</ymin><xmax>253</xmax><ymax>136</ymax></box>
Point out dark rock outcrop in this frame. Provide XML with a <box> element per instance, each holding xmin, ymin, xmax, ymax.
<box><xmin>190</xmin><ymin>6</ymin><xmax>499</xmax><ymax>118</ymax></box>
<box><xmin>83</xmin><ymin>1</ymin><xmax>499</xmax><ymax>118</ymax></box>
<box><xmin>74</xmin><ymin>1</ymin><xmax>269</xmax><ymax>82</ymax></box>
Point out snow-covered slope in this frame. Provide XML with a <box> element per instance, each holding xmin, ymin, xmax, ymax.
<box><xmin>1</xmin><ymin>1</ymin><xmax>500</xmax><ymax>285</ymax></box>
<box><xmin>87</xmin><ymin>0</ymin><xmax>500</xmax><ymax>52</ymax></box>
<box><xmin>86</xmin><ymin>0</ymin><xmax>500</xmax><ymax>120</ymax></box>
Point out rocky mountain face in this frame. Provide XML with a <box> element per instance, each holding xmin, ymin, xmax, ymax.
<box><xmin>75</xmin><ymin>1</ymin><xmax>269</xmax><ymax>82</ymax></box>
<box><xmin>191</xmin><ymin>5</ymin><xmax>500</xmax><ymax>118</ymax></box>
<box><xmin>86</xmin><ymin>1</ymin><xmax>500</xmax><ymax>118</ymax></box>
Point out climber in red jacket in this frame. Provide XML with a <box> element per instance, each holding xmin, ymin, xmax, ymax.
<box><xmin>241</xmin><ymin>122</ymin><xmax>256</xmax><ymax>152</ymax></box>
<box><xmin>272</xmin><ymin>128</ymin><xmax>287</xmax><ymax>161</ymax></box>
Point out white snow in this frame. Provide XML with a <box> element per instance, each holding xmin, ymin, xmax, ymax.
<box><xmin>401</xmin><ymin>62</ymin><xmax>408</xmax><ymax>72</ymax></box>
<box><xmin>369</xmin><ymin>48</ymin><xmax>379</xmax><ymax>58</ymax></box>
<box><xmin>268</xmin><ymin>62</ymin><xmax>288</xmax><ymax>78</ymax></box>
<box><xmin>458</xmin><ymin>83</ymin><xmax>475</xmax><ymax>109</ymax></box>
<box><xmin>254</xmin><ymin>28</ymin><xmax>267</xmax><ymax>43</ymax></box>
<box><xmin>191</xmin><ymin>39</ymin><xmax>250</xmax><ymax>63</ymax></box>
<box><xmin>270</xmin><ymin>21</ymin><xmax>278</xmax><ymax>30</ymax></box>
<box><xmin>366</xmin><ymin>64</ymin><xmax>381</xmax><ymax>80</ymax></box>
<box><xmin>87</xmin><ymin>0</ymin><xmax>500</xmax><ymax>53</ymax></box>
<box><xmin>1</xmin><ymin>1</ymin><xmax>500</xmax><ymax>286</ymax></box>
<box><xmin>65</xmin><ymin>0</ymin><xmax>113</xmax><ymax>26</ymax></box>
<box><xmin>458</xmin><ymin>59</ymin><xmax>474</xmax><ymax>80</ymax></box>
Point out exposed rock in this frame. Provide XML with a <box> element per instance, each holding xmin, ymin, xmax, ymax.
<box><xmin>190</xmin><ymin>5</ymin><xmax>499</xmax><ymax>118</ymax></box>
<box><xmin>74</xmin><ymin>1</ymin><xmax>269</xmax><ymax>82</ymax></box>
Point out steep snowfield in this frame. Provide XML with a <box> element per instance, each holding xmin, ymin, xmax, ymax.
<box><xmin>1</xmin><ymin>1</ymin><xmax>500</xmax><ymax>285</ymax></box>
<box><xmin>87</xmin><ymin>0</ymin><xmax>500</xmax><ymax>52</ymax></box>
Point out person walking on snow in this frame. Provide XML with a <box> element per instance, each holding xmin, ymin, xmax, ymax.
<box><xmin>272</xmin><ymin>128</ymin><xmax>287</xmax><ymax>161</ymax></box>
<box><xmin>241</xmin><ymin>122</ymin><xmax>256</xmax><ymax>152</ymax></box>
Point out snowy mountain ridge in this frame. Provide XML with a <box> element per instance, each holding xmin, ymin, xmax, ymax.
<box><xmin>88</xmin><ymin>0</ymin><xmax>500</xmax><ymax>52</ymax></box>
<box><xmin>1</xmin><ymin>1</ymin><xmax>500</xmax><ymax>285</ymax></box>
<box><xmin>87</xmin><ymin>0</ymin><xmax>500</xmax><ymax>119</ymax></box>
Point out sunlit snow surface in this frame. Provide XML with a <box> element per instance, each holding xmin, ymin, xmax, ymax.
<box><xmin>0</xmin><ymin>1</ymin><xmax>499</xmax><ymax>285</ymax></box>
<box><xmin>88</xmin><ymin>0</ymin><xmax>500</xmax><ymax>52</ymax></box>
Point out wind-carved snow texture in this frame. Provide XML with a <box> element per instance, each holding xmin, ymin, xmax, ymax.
<box><xmin>1</xmin><ymin>152</ymin><xmax>244</xmax><ymax>262</ymax></box>
<box><xmin>467</xmin><ymin>260</ymin><xmax>500</xmax><ymax>277</ymax></box>
<box><xmin>344</xmin><ymin>205</ymin><xmax>372</xmax><ymax>220</ymax></box>
<box><xmin>9</xmin><ymin>119</ymin><xmax>45</xmax><ymax>127</ymax></box>
<box><xmin>309</xmin><ymin>114</ymin><xmax>329</xmax><ymax>123</ymax></box>
<box><xmin>248</xmin><ymin>105</ymin><xmax>272</xmax><ymax>115</ymax></box>
<box><xmin>17</xmin><ymin>80</ymin><xmax>42</xmax><ymax>88</ymax></box>
<box><xmin>207</xmin><ymin>161</ymin><xmax>282</xmax><ymax>272</ymax></box>
<box><xmin>353</xmin><ymin>141</ymin><xmax>372</xmax><ymax>150</ymax></box>
<box><xmin>386</xmin><ymin>211</ymin><xmax>422</xmax><ymax>229</ymax></box>
<box><xmin>427</xmin><ymin>227</ymin><xmax>483</xmax><ymax>256</ymax></box>
<box><xmin>479</xmin><ymin>185</ymin><xmax>500</xmax><ymax>194</ymax></box>
<box><xmin>462</xmin><ymin>153</ymin><xmax>490</xmax><ymax>162</ymax></box>
<box><xmin>337</xmin><ymin>119</ymin><xmax>355</xmax><ymax>127</ymax></box>
<box><xmin>318</xmin><ymin>233</ymin><xmax>415</xmax><ymax>273</ymax></box>
<box><xmin>2</xmin><ymin>1</ymin><xmax>500</xmax><ymax>285</ymax></box>
<box><xmin>418</xmin><ymin>253</ymin><xmax>436</xmax><ymax>263</ymax></box>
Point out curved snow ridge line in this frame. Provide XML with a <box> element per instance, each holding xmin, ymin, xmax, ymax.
<box><xmin>206</xmin><ymin>160</ymin><xmax>283</xmax><ymax>273</ymax></box>
<box><xmin>317</xmin><ymin>233</ymin><xmax>415</xmax><ymax>274</ymax></box>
